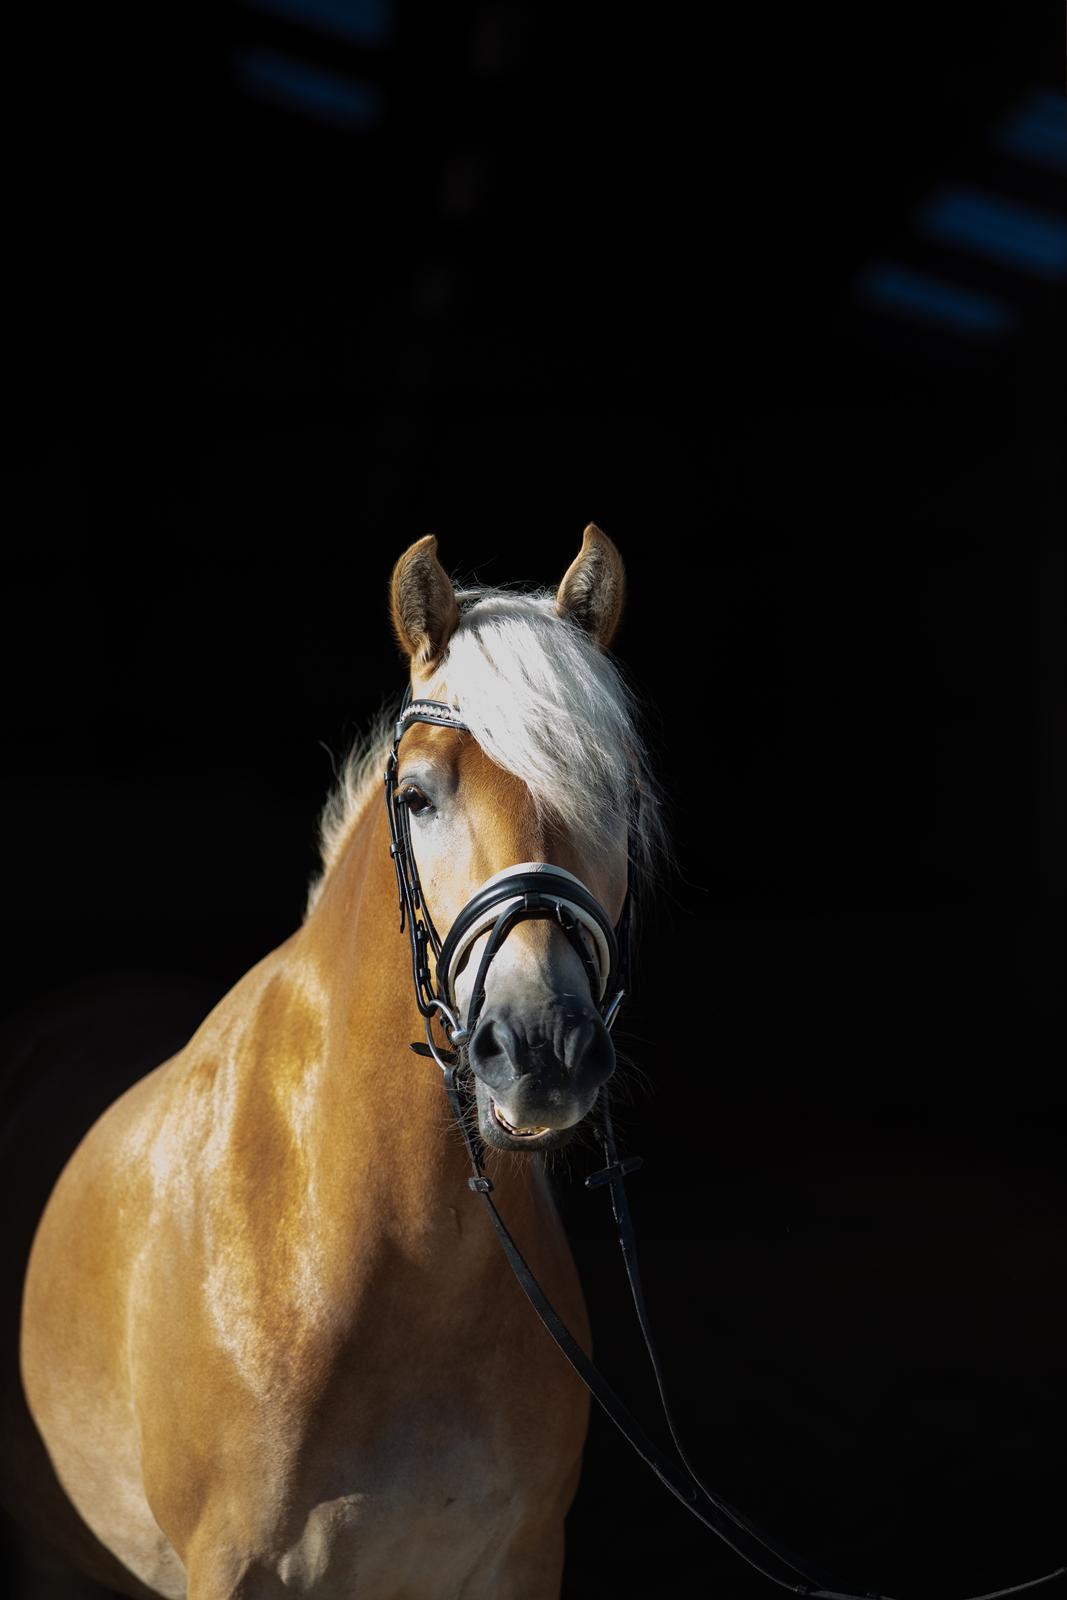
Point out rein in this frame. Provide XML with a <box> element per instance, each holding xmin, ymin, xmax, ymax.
<box><xmin>385</xmin><ymin>692</ymin><xmax>1064</xmax><ymax>1600</ymax></box>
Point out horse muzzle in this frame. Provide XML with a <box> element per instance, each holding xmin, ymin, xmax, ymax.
<box><xmin>435</xmin><ymin>861</ymin><xmax>623</xmax><ymax>1149</ymax></box>
<box><xmin>467</xmin><ymin>998</ymin><xmax>615</xmax><ymax>1147</ymax></box>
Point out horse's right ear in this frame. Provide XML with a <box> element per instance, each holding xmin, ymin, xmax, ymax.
<box><xmin>390</xmin><ymin>536</ymin><xmax>460</xmax><ymax>668</ymax></box>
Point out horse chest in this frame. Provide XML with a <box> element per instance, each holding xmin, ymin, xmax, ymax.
<box><xmin>230</xmin><ymin>1382</ymin><xmax>576</xmax><ymax>1600</ymax></box>
<box><xmin>299</xmin><ymin>1342</ymin><xmax>576</xmax><ymax>1521</ymax></box>
<box><xmin>158</xmin><ymin>1280</ymin><xmax>585</xmax><ymax>1598</ymax></box>
<box><xmin>266</xmin><ymin>1470</ymin><xmax>531</xmax><ymax>1597</ymax></box>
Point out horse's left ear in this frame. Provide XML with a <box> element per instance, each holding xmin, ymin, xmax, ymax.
<box><xmin>555</xmin><ymin>523</ymin><xmax>625</xmax><ymax>650</ymax></box>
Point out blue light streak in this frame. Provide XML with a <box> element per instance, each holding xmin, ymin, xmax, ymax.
<box><xmin>917</xmin><ymin>187</ymin><xmax>1067</xmax><ymax>281</ymax></box>
<box><xmin>856</xmin><ymin>262</ymin><xmax>1016</xmax><ymax>339</ymax></box>
<box><xmin>236</xmin><ymin>48</ymin><xmax>383</xmax><ymax>129</ymax></box>
<box><xmin>993</xmin><ymin>88</ymin><xmax>1067</xmax><ymax>174</ymax></box>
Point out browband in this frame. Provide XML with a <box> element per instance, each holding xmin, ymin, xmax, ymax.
<box><xmin>395</xmin><ymin>699</ymin><xmax>469</xmax><ymax>739</ymax></box>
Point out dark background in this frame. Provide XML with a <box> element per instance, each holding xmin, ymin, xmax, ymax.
<box><xmin>2</xmin><ymin>3</ymin><xmax>1064</xmax><ymax>1596</ymax></box>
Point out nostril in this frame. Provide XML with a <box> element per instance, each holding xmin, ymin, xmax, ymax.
<box><xmin>468</xmin><ymin>1007</ymin><xmax>615</xmax><ymax>1096</ymax></box>
<box><xmin>469</xmin><ymin>1018</ymin><xmax>498</xmax><ymax>1064</ymax></box>
<box><xmin>467</xmin><ymin>1017</ymin><xmax>515</xmax><ymax>1089</ymax></box>
<box><xmin>566</xmin><ymin>1016</ymin><xmax>615</xmax><ymax>1090</ymax></box>
<box><xmin>559</xmin><ymin>1016</ymin><xmax>594</xmax><ymax>1071</ymax></box>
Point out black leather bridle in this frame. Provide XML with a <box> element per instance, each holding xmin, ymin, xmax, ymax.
<box><xmin>385</xmin><ymin>689</ymin><xmax>630</xmax><ymax>1079</ymax></box>
<box><xmin>385</xmin><ymin>687</ymin><xmax>1064</xmax><ymax>1600</ymax></box>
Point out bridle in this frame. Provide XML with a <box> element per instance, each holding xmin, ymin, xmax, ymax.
<box><xmin>384</xmin><ymin>685</ymin><xmax>1064</xmax><ymax>1600</ymax></box>
<box><xmin>385</xmin><ymin>689</ymin><xmax>631</xmax><ymax>1080</ymax></box>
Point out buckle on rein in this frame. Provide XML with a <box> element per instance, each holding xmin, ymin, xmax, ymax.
<box><xmin>585</xmin><ymin>1154</ymin><xmax>643</xmax><ymax>1190</ymax></box>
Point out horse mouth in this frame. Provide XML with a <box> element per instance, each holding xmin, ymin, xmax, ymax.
<box><xmin>471</xmin><ymin>1080</ymin><xmax>580</xmax><ymax>1150</ymax></box>
<box><xmin>490</xmin><ymin>1100</ymin><xmax>553</xmax><ymax>1140</ymax></box>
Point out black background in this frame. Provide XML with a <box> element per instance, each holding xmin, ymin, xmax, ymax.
<box><xmin>2</xmin><ymin>4</ymin><xmax>1064</xmax><ymax>1596</ymax></box>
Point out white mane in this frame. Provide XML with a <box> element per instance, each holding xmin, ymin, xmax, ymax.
<box><xmin>305</xmin><ymin>587</ymin><xmax>665</xmax><ymax>917</ymax></box>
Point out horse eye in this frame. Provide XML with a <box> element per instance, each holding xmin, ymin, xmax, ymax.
<box><xmin>399</xmin><ymin>785</ymin><xmax>433</xmax><ymax>817</ymax></box>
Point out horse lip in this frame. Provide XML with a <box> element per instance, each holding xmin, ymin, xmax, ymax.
<box><xmin>470</xmin><ymin>1080</ymin><xmax>585</xmax><ymax>1151</ymax></box>
<box><xmin>489</xmin><ymin>1099</ymin><xmax>552</xmax><ymax>1139</ymax></box>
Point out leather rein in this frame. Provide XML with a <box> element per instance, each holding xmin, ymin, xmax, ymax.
<box><xmin>385</xmin><ymin>691</ymin><xmax>1064</xmax><ymax>1600</ymax></box>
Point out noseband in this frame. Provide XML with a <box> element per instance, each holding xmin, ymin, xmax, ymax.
<box><xmin>384</xmin><ymin>690</ymin><xmax>631</xmax><ymax>1075</ymax></box>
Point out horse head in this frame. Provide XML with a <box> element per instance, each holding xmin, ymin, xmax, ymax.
<box><xmin>386</xmin><ymin>524</ymin><xmax>658</xmax><ymax>1152</ymax></box>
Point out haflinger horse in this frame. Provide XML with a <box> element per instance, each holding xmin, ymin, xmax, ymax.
<box><xmin>15</xmin><ymin>525</ymin><xmax>662</xmax><ymax>1600</ymax></box>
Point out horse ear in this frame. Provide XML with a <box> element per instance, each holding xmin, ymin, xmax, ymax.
<box><xmin>555</xmin><ymin>523</ymin><xmax>625</xmax><ymax>650</ymax></box>
<box><xmin>390</xmin><ymin>536</ymin><xmax>460</xmax><ymax>668</ymax></box>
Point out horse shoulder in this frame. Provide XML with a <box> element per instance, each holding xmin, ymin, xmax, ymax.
<box><xmin>19</xmin><ymin>1043</ymin><xmax>195</xmax><ymax>1596</ymax></box>
<box><xmin>21</xmin><ymin>946</ymin><xmax>329</xmax><ymax>1590</ymax></box>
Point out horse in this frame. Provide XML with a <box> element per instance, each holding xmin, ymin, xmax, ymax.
<box><xmin>9</xmin><ymin>524</ymin><xmax>662</xmax><ymax>1600</ymax></box>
